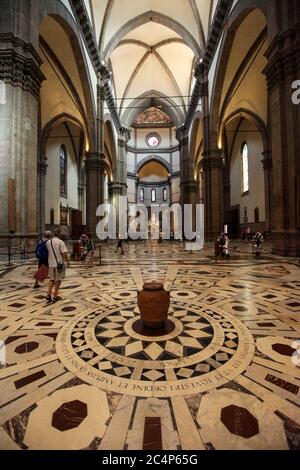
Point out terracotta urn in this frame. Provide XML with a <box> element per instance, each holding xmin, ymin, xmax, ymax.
<box><xmin>137</xmin><ymin>282</ymin><xmax>170</xmax><ymax>329</ymax></box>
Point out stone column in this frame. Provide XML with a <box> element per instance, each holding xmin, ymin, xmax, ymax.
<box><xmin>78</xmin><ymin>183</ymin><xmax>85</xmax><ymax>215</ymax></box>
<box><xmin>85</xmin><ymin>77</ymin><xmax>105</xmax><ymax>236</ymax></box>
<box><xmin>202</xmin><ymin>151</ymin><xmax>224</xmax><ymax>241</ymax></box>
<box><xmin>262</xmin><ymin>150</ymin><xmax>273</xmax><ymax>238</ymax></box>
<box><xmin>263</xmin><ymin>0</ymin><xmax>300</xmax><ymax>256</ymax></box>
<box><xmin>110</xmin><ymin>134</ymin><xmax>128</xmax><ymax>233</ymax></box>
<box><xmin>177</xmin><ymin>129</ymin><xmax>199</xmax><ymax>237</ymax></box>
<box><xmin>0</xmin><ymin>17</ymin><xmax>44</xmax><ymax>248</ymax></box>
<box><xmin>201</xmin><ymin>70</ymin><xmax>224</xmax><ymax>241</ymax></box>
<box><xmin>37</xmin><ymin>156</ymin><xmax>48</xmax><ymax>236</ymax></box>
<box><xmin>85</xmin><ymin>153</ymin><xmax>105</xmax><ymax>236</ymax></box>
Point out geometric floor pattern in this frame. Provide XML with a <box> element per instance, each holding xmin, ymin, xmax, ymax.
<box><xmin>0</xmin><ymin>244</ymin><xmax>299</xmax><ymax>450</ymax></box>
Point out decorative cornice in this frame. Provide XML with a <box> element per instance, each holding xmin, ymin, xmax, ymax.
<box><xmin>69</xmin><ymin>0</ymin><xmax>101</xmax><ymax>72</ymax></box>
<box><xmin>126</xmin><ymin>145</ymin><xmax>179</xmax><ymax>154</ymax></box>
<box><xmin>176</xmin><ymin>1</ymin><xmax>233</xmax><ymax>136</ymax></box>
<box><xmin>263</xmin><ymin>26</ymin><xmax>300</xmax><ymax>90</ymax></box>
<box><xmin>69</xmin><ymin>0</ymin><xmax>131</xmax><ymax>139</ymax></box>
<box><xmin>0</xmin><ymin>33</ymin><xmax>45</xmax><ymax>98</ymax></box>
<box><xmin>137</xmin><ymin>180</ymin><xmax>170</xmax><ymax>188</ymax></box>
<box><xmin>203</xmin><ymin>0</ymin><xmax>234</xmax><ymax>70</ymax></box>
<box><xmin>102</xmin><ymin>70</ymin><xmax>131</xmax><ymax>140</ymax></box>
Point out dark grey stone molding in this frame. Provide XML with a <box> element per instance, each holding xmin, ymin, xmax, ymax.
<box><xmin>201</xmin><ymin>150</ymin><xmax>225</xmax><ymax>171</ymax></box>
<box><xmin>177</xmin><ymin>0</ymin><xmax>233</xmax><ymax>136</ymax></box>
<box><xmin>69</xmin><ymin>0</ymin><xmax>131</xmax><ymax>140</ymax></box>
<box><xmin>126</xmin><ymin>146</ymin><xmax>179</xmax><ymax>155</ymax></box>
<box><xmin>203</xmin><ymin>0</ymin><xmax>234</xmax><ymax>70</ymax></box>
<box><xmin>263</xmin><ymin>24</ymin><xmax>300</xmax><ymax>91</ymax></box>
<box><xmin>69</xmin><ymin>0</ymin><xmax>101</xmax><ymax>72</ymax></box>
<box><xmin>0</xmin><ymin>33</ymin><xmax>45</xmax><ymax>98</ymax></box>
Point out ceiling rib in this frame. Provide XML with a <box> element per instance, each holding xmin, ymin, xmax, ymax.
<box><xmin>189</xmin><ymin>0</ymin><xmax>205</xmax><ymax>51</ymax></box>
<box><xmin>116</xmin><ymin>41</ymin><xmax>187</xmax><ymax>115</ymax></box>
<box><xmin>99</xmin><ymin>0</ymin><xmax>114</xmax><ymax>54</ymax></box>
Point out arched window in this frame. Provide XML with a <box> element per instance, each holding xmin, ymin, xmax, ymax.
<box><xmin>163</xmin><ymin>188</ymin><xmax>167</xmax><ymax>202</ymax></box>
<box><xmin>60</xmin><ymin>145</ymin><xmax>67</xmax><ymax>196</ymax></box>
<box><xmin>151</xmin><ymin>188</ymin><xmax>156</xmax><ymax>203</ymax></box>
<box><xmin>254</xmin><ymin>207</ymin><xmax>260</xmax><ymax>224</ymax></box>
<box><xmin>140</xmin><ymin>188</ymin><xmax>144</xmax><ymax>202</ymax></box>
<box><xmin>241</xmin><ymin>143</ymin><xmax>249</xmax><ymax>194</ymax></box>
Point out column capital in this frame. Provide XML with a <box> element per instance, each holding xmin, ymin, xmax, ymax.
<box><xmin>202</xmin><ymin>149</ymin><xmax>224</xmax><ymax>171</ymax></box>
<box><xmin>38</xmin><ymin>157</ymin><xmax>48</xmax><ymax>175</ymax></box>
<box><xmin>176</xmin><ymin>126</ymin><xmax>188</xmax><ymax>143</ymax></box>
<box><xmin>263</xmin><ymin>27</ymin><xmax>300</xmax><ymax>90</ymax></box>
<box><xmin>180</xmin><ymin>180</ymin><xmax>199</xmax><ymax>193</ymax></box>
<box><xmin>85</xmin><ymin>152</ymin><xmax>106</xmax><ymax>170</ymax></box>
<box><xmin>261</xmin><ymin>150</ymin><xmax>273</xmax><ymax>170</ymax></box>
<box><xmin>109</xmin><ymin>181</ymin><xmax>128</xmax><ymax>196</ymax></box>
<box><xmin>0</xmin><ymin>33</ymin><xmax>45</xmax><ymax>98</ymax></box>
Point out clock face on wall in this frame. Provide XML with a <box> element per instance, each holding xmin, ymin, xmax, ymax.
<box><xmin>146</xmin><ymin>133</ymin><xmax>161</xmax><ymax>148</ymax></box>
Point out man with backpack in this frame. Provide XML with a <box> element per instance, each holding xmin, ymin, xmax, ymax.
<box><xmin>33</xmin><ymin>231</ymin><xmax>52</xmax><ymax>289</ymax></box>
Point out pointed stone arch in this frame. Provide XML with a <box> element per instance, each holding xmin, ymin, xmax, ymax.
<box><xmin>121</xmin><ymin>91</ymin><xmax>185</xmax><ymax>129</ymax></box>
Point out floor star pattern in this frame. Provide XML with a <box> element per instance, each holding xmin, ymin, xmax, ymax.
<box><xmin>0</xmin><ymin>242</ymin><xmax>299</xmax><ymax>450</ymax></box>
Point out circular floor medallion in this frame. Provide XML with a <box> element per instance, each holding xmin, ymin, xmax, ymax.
<box><xmin>56</xmin><ymin>296</ymin><xmax>255</xmax><ymax>397</ymax></box>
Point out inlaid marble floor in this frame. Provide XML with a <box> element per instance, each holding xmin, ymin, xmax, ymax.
<box><xmin>0</xmin><ymin>248</ymin><xmax>299</xmax><ymax>450</ymax></box>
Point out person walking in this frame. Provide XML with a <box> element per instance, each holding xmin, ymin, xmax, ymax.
<box><xmin>252</xmin><ymin>232</ymin><xmax>264</xmax><ymax>258</ymax></box>
<box><xmin>46</xmin><ymin>230</ymin><xmax>70</xmax><ymax>303</ymax></box>
<box><xmin>33</xmin><ymin>231</ymin><xmax>52</xmax><ymax>289</ymax></box>
<box><xmin>79</xmin><ymin>233</ymin><xmax>88</xmax><ymax>261</ymax></box>
<box><xmin>215</xmin><ymin>238</ymin><xmax>221</xmax><ymax>263</ymax></box>
<box><xmin>85</xmin><ymin>234</ymin><xmax>95</xmax><ymax>267</ymax></box>
<box><xmin>115</xmin><ymin>233</ymin><xmax>124</xmax><ymax>255</ymax></box>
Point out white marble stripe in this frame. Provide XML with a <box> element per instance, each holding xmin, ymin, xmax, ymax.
<box><xmin>0</xmin><ymin>354</ymin><xmax>58</xmax><ymax>380</ymax></box>
<box><xmin>99</xmin><ymin>395</ymin><xmax>135</xmax><ymax>450</ymax></box>
<box><xmin>0</xmin><ymin>371</ymin><xmax>74</xmax><ymax>426</ymax></box>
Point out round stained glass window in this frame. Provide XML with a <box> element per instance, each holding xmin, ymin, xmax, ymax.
<box><xmin>146</xmin><ymin>133</ymin><xmax>161</xmax><ymax>148</ymax></box>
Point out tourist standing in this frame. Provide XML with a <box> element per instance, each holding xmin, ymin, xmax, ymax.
<box><xmin>85</xmin><ymin>234</ymin><xmax>95</xmax><ymax>267</ymax></box>
<box><xmin>46</xmin><ymin>230</ymin><xmax>70</xmax><ymax>303</ymax></box>
<box><xmin>79</xmin><ymin>233</ymin><xmax>88</xmax><ymax>261</ymax></box>
<box><xmin>115</xmin><ymin>233</ymin><xmax>124</xmax><ymax>255</ymax></box>
<box><xmin>33</xmin><ymin>231</ymin><xmax>52</xmax><ymax>289</ymax></box>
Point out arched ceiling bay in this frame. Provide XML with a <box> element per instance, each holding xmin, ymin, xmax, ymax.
<box><xmin>85</xmin><ymin>1</ymin><xmax>216</xmax><ymax>124</ymax></box>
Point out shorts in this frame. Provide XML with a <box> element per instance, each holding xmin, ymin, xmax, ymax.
<box><xmin>39</xmin><ymin>260</ymin><xmax>49</xmax><ymax>268</ymax></box>
<box><xmin>49</xmin><ymin>267</ymin><xmax>66</xmax><ymax>282</ymax></box>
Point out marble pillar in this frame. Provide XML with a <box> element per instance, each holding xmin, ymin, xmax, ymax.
<box><xmin>202</xmin><ymin>151</ymin><xmax>224</xmax><ymax>241</ymax></box>
<box><xmin>37</xmin><ymin>156</ymin><xmax>48</xmax><ymax>237</ymax></box>
<box><xmin>264</xmin><ymin>0</ymin><xmax>300</xmax><ymax>256</ymax></box>
<box><xmin>177</xmin><ymin>130</ymin><xmax>199</xmax><ymax>237</ymax></box>
<box><xmin>262</xmin><ymin>150</ymin><xmax>273</xmax><ymax>238</ymax></box>
<box><xmin>0</xmin><ymin>29</ymin><xmax>44</xmax><ymax>248</ymax></box>
<box><xmin>110</xmin><ymin>134</ymin><xmax>128</xmax><ymax>234</ymax></box>
<box><xmin>85</xmin><ymin>153</ymin><xmax>105</xmax><ymax>236</ymax></box>
<box><xmin>201</xmin><ymin>72</ymin><xmax>225</xmax><ymax>242</ymax></box>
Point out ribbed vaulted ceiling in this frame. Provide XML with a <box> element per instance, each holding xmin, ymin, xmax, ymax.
<box><xmin>84</xmin><ymin>0</ymin><xmax>218</xmax><ymax>121</ymax></box>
